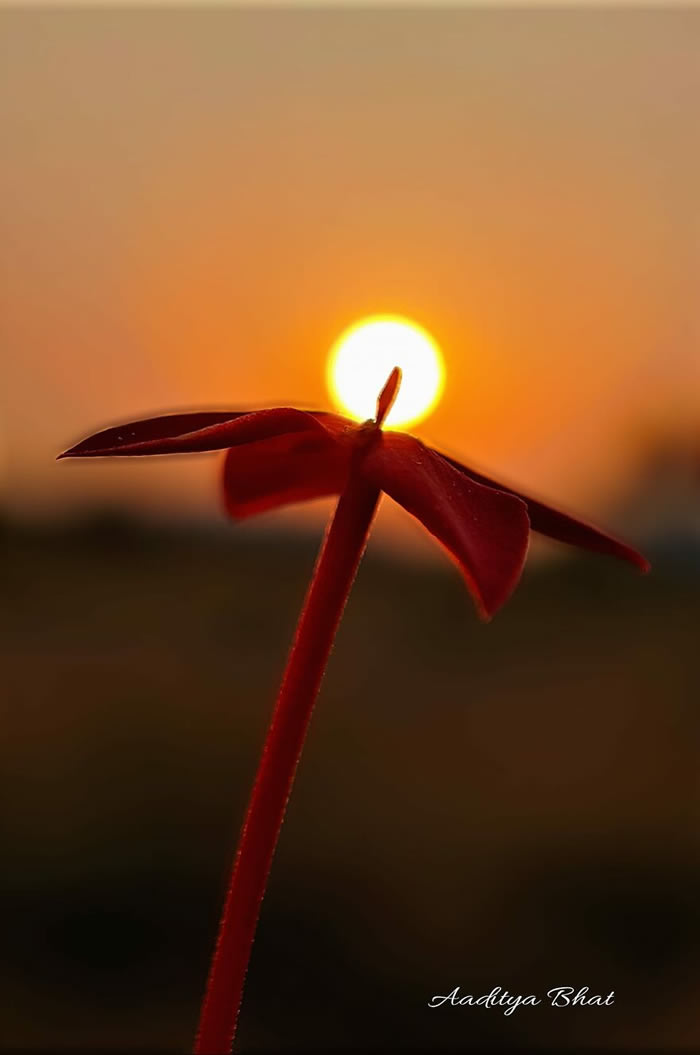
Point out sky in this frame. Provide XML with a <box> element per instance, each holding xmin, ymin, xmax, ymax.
<box><xmin>1</xmin><ymin>8</ymin><xmax>698</xmax><ymax>542</ymax></box>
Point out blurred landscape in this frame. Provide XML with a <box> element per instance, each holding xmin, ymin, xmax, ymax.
<box><xmin>2</xmin><ymin>483</ymin><xmax>700</xmax><ymax>1052</ymax></box>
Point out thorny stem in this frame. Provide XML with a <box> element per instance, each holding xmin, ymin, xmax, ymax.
<box><xmin>195</xmin><ymin>464</ymin><xmax>382</xmax><ymax>1054</ymax></box>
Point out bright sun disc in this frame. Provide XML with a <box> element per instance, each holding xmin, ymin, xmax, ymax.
<box><xmin>327</xmin><ymin>315</ymin><xmax>445</xmax><ymax>428</ymax></box>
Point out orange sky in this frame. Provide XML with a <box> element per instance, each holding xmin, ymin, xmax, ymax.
<box><xmin>1</xmin><ymin>9</ymin><xmax>698</xmax><ymax>540</ymax></box>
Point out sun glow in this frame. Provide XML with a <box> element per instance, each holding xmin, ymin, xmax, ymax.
<box><xmin>327</xmin><ymin>315</ymin><xmax>445</xmax><ymax>428</ymax></box>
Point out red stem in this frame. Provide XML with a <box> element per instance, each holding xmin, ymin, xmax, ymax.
<box><xmin>195</xmin><ymin>469</ymin><xmax>381</xmax><ymax>1055</ymax></box>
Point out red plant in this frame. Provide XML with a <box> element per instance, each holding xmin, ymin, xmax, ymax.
<box><xmin>59</xmin><ymin>368</ymin><xmax>648</xmax><ymax>1053</ymax></box>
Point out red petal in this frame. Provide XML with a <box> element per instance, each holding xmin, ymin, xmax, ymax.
<box><xmin>309</xmin><ymin>411</ymin><xmax>361</xmax><ymax>441</ymax></box>
<box><xmin>361</xmin><ymin>433</ymin><xmax>531</xmax><ymax>619</ymax></box>
<box><xmin>439</xmin><ymin>452</ymin><xmax>650</xmax><ymax>573</ymax></box>
<box><xmin>223</xmin><ymin>429</ymin><xmax>351</xmax><ymax>519</ymax></box>
<box><xmin>58</xmin><ymin>408</ymin><xmax>327</xmax><ymax>459</ymax></box>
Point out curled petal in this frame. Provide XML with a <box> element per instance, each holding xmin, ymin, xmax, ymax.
<box><xmin>440</xmin><ymin>453</ymin><xmax>650</xmax><ymax>573</ymax></box>
<box><xmin>223</xmin><ymin>429</ymin><xmax>351</xmax><ymax>519</ymax></box>
<box><xmin>58</xmin><ymin>408</ymin><xmax>327</xmax><ymax>459</ymax></box>
<box><xmin>362</xmin><ymin>433</ymin><xmax>530</xmax><ymax>619</ymax></box>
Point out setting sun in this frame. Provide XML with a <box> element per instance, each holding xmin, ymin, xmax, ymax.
<box><xmin>327</xmin><ymin>315</ymin><xmax>445</xmax><ymax>428</ymax></box>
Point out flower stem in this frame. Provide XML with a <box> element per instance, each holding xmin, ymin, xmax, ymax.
<box><xmin>195</xmin><ymin>469</ymin><xmax>381</xmax><ymax>1055</ymax></box>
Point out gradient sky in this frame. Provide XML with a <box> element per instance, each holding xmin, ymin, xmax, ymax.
<box><xmin>1</xmin><ymin>8</ymin><xmax>698</xmax><ymax>541</ymax></box>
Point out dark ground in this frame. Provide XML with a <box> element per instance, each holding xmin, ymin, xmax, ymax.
<box><xmin>2</xmin><ymin>514</ymin><xmax>699</xmax><ymax>1053</ymax></box>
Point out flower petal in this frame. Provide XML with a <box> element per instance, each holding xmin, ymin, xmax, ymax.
<box><xmin>362</xmin><ymin>432</ymin><xmax>531</xmax><ymax>619</ymax></box>
<box><xmin>58</xmin><ymin>408</ymin><xmax>327</xmax><ymax>459</ymax></box>
<box><xmin>309</xmin><ymin>411</ymin><xmax>362</xmax><ymax>442</ymax></box>
<box><xmin>439</xmin><ymin>452</ymin><xmax>650</xmax><ymax>572</ymax></box>
<box><xmin>223</xmin><ymin>429</ymin><xmax>351</xmax><ymax>519</ymax></box>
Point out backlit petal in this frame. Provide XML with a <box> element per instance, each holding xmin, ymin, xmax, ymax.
<box><xmin>58</xmin><ymin>408</ymin><xmax>327</xmax><ymax>459</ymax></box>
<box><xmin>439</xmin><ymin>452</ymin><xmax>650</xmax><ymax>572</ymax></box>
<box><xmin>223</xmin><ymin>429</ymin><xmax>351</xmax><ymax>519</ymax></box>
<box><xmin>362</xmin><ymin>432</ymin><xmax>530</xmax><ymax>619</ymax></box>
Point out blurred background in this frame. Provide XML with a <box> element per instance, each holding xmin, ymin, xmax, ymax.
<box><xmin>2</xmin><ymin>6</ymin><xmax>699</xmax><ymax>1053</ymax></box>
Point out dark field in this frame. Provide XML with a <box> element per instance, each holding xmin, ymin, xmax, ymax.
<box><xmin>2</xmin><ymin>515</ymin><xmax>699</xmax><ymax>1053</ymax></box>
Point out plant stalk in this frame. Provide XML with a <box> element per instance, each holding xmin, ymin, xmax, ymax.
<box><xmin>195</xmin><ymin>468</ymin><xmax>381</xmax><ymax>1054</ymax></box>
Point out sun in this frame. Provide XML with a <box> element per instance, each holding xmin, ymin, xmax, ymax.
<box><xmin>327</xmin><ymin>315</ymin><xmax>445</xmax><ymax>428</ymax></box>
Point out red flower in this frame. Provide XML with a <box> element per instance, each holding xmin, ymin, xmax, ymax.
<box><xmin>59</xmin><ymin>368</ymin><xmax>647</xmax><ymax>619</ymax></box>
<box><xmin>60</xmin><ymin>369</ymin><xmax>648</xmax><ymax>1054</ymax></box>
